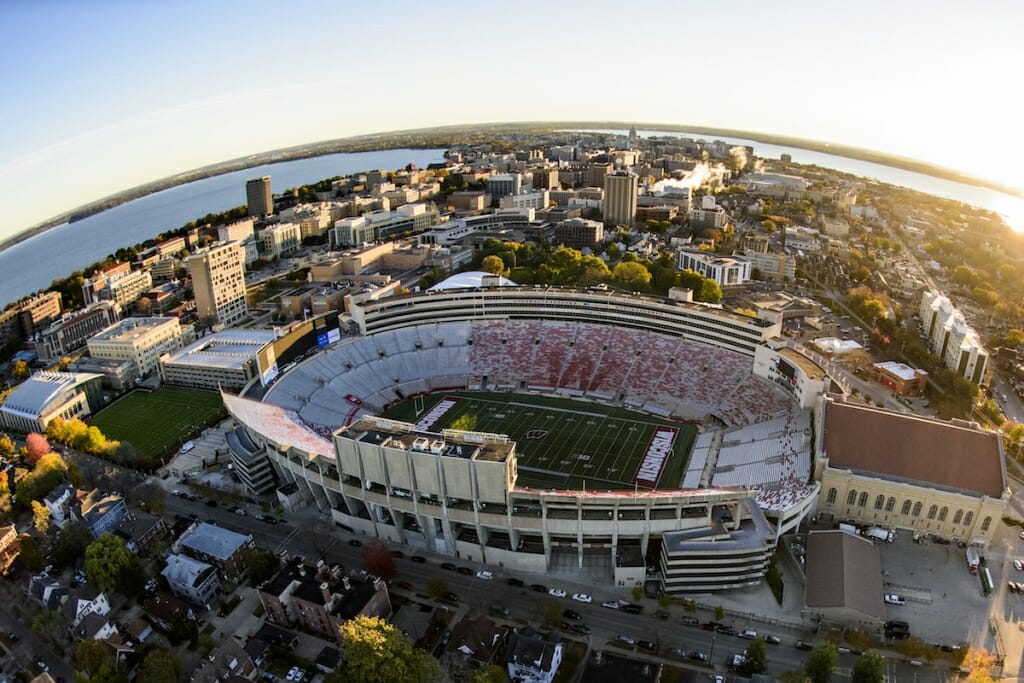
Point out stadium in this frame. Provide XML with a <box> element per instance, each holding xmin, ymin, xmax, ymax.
<box><xmin>224</xmin><ymin>285</ymin><xmax>828</xmax><ymax>591</ymax></box>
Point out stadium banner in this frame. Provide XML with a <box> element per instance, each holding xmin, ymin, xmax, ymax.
<box><xmin>633</xmin><ymin>427</ymin><xmax>678</xmax><ymax>487</ymax></box>
<box><xmin>414</xmin><ymin>396</ymin><xmax>461</xmax><ymax>431</ymax></box>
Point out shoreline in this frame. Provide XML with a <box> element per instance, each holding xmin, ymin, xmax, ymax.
<box><xmin>3</xmin><ymin>121</ymin><xmax>1021</xmax><ymax>255</ymax></box>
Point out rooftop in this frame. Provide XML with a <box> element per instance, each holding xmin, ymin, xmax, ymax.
<box><xmin>178</xmin><ymin>522</ymin><xmax>252</xmax><ymax>562</ymax></box>
<box><xmin>162</xmin><ymin>329</ymin><xmax>276</xmax><ymax>370</ymax></box>
<box><xmin>823</xmin><ymin>399</ymin><xmax>1005</xmax><ymax>498</ymax></box>
<box><xmin>222</xmin><ymin>393</ymin><xmax>334</xmax><ymax>459</ymax></box>
<box><xmin>805</xmin><ymin>530</ymin><xmax>885</xmax><ymax>621</ymax></box>
<box><xmin>0</xmin><ymin>372</ymin><xmax>101</xmax><ymax>418</ymax></box>
<box><xmin>874</xmin><ymin>361</ymin><xmax>925</xmax><ymax>381</ymax></box>
<box><xmin>89</xmin><ymin>317</ymin><xmax>181</xmax><ymax>344</ymax></box>
<box><xmin>344</xmin><ymin>417</ymin><xmax>513</xmax><ymax>463</ymax></box>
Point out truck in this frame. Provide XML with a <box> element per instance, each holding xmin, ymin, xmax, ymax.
<box><xmin>838</xmin><ymin>523</ymin><xmax>860</xmax><ymax>536</ymax></box>
<box><xmin>866</xmin><ymin>527</ymin><xmax>895</xmax><ymax>543</ymax></box>
<box><xmin>966</xmin><ymin>547</ymin><xmax>979</xmax><ymax>575</ymax></box>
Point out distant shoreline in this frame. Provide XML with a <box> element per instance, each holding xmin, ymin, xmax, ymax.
<box><xmin>3</xmin><ymin>120</ymin><xmax>1021</xmax><ymax>254</ymax></box>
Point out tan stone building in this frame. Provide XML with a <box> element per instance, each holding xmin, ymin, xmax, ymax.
<box><xmin>815</xmin><ymin>398</ymin><xmax>1008</xmax><ymax>547</ymax></box>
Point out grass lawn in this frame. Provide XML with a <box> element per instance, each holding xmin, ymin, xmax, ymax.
<box><xmin>381</xmin><ymin>391</ymin><xmax>695</xmax><ymax>490</ymax></box>
<box><xmin>91</xmin><ymin>387</ymin><xmax>225</xmax><ymax>458</ymax></box>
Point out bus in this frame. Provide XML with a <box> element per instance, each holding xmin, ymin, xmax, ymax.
<box><xmin>981</xmin><ymin>567</ymin><xmax>994</xmax><ymax>596</ymax></box>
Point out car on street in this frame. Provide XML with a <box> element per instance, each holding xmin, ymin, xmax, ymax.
<box><xmin>548</xmin><ymin>587</ymin><xmax>567</xmax><ymax>598</ymax></box>
<box><xmin>1015</xmin><ymin>560</ymin><xmax>1023</xmax><ymax>571</ymax></box>
<box><xmin>530</xmin><ymin>584</ymin><xmax>548</xmax><ymax>593</ymax></box>
<box><xmin>795</xmin><ymin>641</ymin><xmax>814</xmax><ymax>650</ymax></box>
<box><xmin>411</xmin><ymin>556</ymin><xmax>426</xmax><ymax>564</ymax></box>
<box><xmin>506</xmin><ymin>578</ymin><xmax>524</xmax><ymax>587</ymax></box>
<box><xmin>688</xmin><ymin>651</ymin><xmax>708</xmax><ymax>662</ymax></box>
<box><xmin>621</xmin><ymin>603</ymin><xmax>643</xmax><ymax>614</ymax></box>
<box><xmin>654</xmin><ymin>610</ymin><xmax>670</xmax><ymax>620</ymax></box>
<box><xmin>392</xmin><ymin>550</ymin><xmax>405</xmax><ymax>559</ymax></box>
<box><xmin>637</xmin><ymin>640</ymin><xmax>656</xmax><ymax>651</ymax></box>
<box><xmin>716</xmin><ymin>625</ymin><xmax>737</xmax><ymax>636</ymax></box>
<box><xmin>233</xmin><ymin>507</ymin><xmax>246</xmax><ymax>516</ymax></box>
<box><xmin>205</xmin><ymin>499</ymin><xmax>217</xmax><ymax>507</ymax></box>
<box><xmin>571</xmin><ymin>624</ymin><xmax>591</xmax><ymax>635</ymax></box>
<box><xmin>441</xmin><ymin>563</ymin><xmax>457</xmax><ymax>571</ymax></box>
<box><xmin>616</xmin><ymin>635</ymin><xmax>635</xmax><ymax>646</ymax></box>
<box><xmin>476</xmin><ymin>570</ymin><xmax>493</xmax><ymax>580</ymax></box>
<box><xmin>681</xmin><ymin>616</ymin><xmax>700</xmax><ymax>626</ymax></box>
<box><xmin>884</xmin><ymin>594</ymin><xmax>906</xmax><ymax>605</ymax></box>
<box><xmin>443</xmin><ymin>592</ymin><xmax>458</xmax><ymax>602</ymax></box>
<box><xmin>739</xmin><ymin>629</ymin><xmax>758</xmax><ymax>639</ymax></box>
<box><xmin>602</xmin><ymin>600</ymin><xmax>620</xmax><ymax>609</ymax></box>
<box><xmin>397</xmin><ymin>581</ymin><xmax>413</xmax><ymax>590</ymax></box>
<box><xmin>571</xmin><ymin>592</ymin><xmax>592</xmax><ymax>603</ymax></box>
<box><xmin>457</xmin><ymin>567</ymin><xmax>473</xmax><ymax>576</ymax></box>
<box><xmin>1018</xmin><ymin>531</ymin><xmax>1024</xmax><ymax>540</ymax></box>
<box><xmin>765</xmin><ymin>635</ymin><xmax>781</xmax><ymax>644</ymax></box>
<box><xmin>562</xmin><ymin>609</ymin><xmax>581</xmax><ymax>621</ymax></box>
<box><xmin>348</xmin><ymin>539</ymin><xmax>362</xmax><ymax>548</ymax></box>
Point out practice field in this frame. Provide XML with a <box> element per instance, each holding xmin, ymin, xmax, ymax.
<box><xmin>381</xmin><ymin>392</ymin><xmax>696</xmax><ymax>490</ymax></box>
<box><xmin>90</xmin><ymin>387</ymin><xmax>225</xmax><ymax>458</ymax></box>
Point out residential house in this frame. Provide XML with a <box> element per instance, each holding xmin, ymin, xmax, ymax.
<box><xmin>174</xmin><ymin>522</ymin><xmax>254</xmax><ymax>582</ymax></box>
<box><xmin>74</xmin><ymin>611</ymin><xmax>118</xmax><ymax>641</ymax></box>
<box><xmin>143</xmin><ymin>593</ymin><xmax>196</xmax><ymax>632</ymax></box>
<box><xmin>72</xmin><ymin>489</ymin><xmax>127</xmax><ymax>538</ymax></box>
<box><xmin>451</xmin><ymin>615</ymin><xmax>508</xmax><ymax>666</ymax></box>
<box><xmin>43</xmin><ymin>483</ymin><xmax>75</xmax><ymax>528</ymax></box>
<box><xmin>190</xmin><ymin>637</ymin><xmax>257</xmax><ymax>683</ymax></box>
<box><xmin>115</xmin><ymin>510</ymin><xmax>167</xmax><ymax>554</ymax></box>
<box><xmin>28</xmin><ymin>572</ymin><xmax>67</xmax><ymax>610</ymax></box>
<box><xmin>507</xmin><ymin>626</ymin><xmax>563</xmax><ymax>683</ymax></box>
<box><xmin>62</xmin><ymin>586</ymin><xmax>111</xmax><ymax>628</ymax></box>
<box><xmin>162</xmin><ymin>553</ymin><xmax>220</xmax><ymax>607</ymax></box>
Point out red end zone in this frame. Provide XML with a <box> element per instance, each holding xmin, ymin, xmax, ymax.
<box><xmin>633</xmin><ymin>427</ymin><xmax>678</xmax><ymax>488</ymax></box>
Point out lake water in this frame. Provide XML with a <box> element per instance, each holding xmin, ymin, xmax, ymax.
<box><xmin>0</xmin><ymin>148</ymin><xmax>445</xmax><ymax>307</ymax></box>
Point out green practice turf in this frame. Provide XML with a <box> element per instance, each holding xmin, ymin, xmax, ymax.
<box><xmin>381</xmin><ymin>391</ymin><xmax>696</xmax><ymax>490</ymax></box>
<box><xmin>90</xmin><ymin>387</ymin><xmax>225</xmax><ymax>457</ymax></box>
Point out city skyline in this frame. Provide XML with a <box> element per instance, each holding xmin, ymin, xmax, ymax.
<box><xmin>2</xmin><ymin>0</ymin><xmax>1023</xmax><ymax>241</ymax></box>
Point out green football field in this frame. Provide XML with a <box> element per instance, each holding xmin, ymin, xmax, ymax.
<box><xmin>381</xmin><ymin>391</ymin><xmax>696</xmax><ymax>490</ymax></box>
<box><xmin>90</xmin><ymin>387</ymin><xmax>225</xmax><ymax>458</ymax></box>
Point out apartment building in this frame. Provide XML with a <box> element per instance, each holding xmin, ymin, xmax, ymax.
<box><xmin>35</xmin><ymin>301</ymin><xmax>121</xmax><ymax>361</ymax></box>
<box><xmin>187</xmin><ymin>242</ymin><xmax>247</xmax><ymax>328</ymax></box>
<box><xmin>86</xmin><ymin>316</ymin><xmax>194</xmax><ymax>377</ymax></box>
<box><xmin>246</xmin><ymin>176</ymin><xmax>273</xmax><ymax>218</ymax></box>
<box><xmin>603</xmin><ymin>170</ymin><xmax>638</xmax><ymax>226</ymax></box>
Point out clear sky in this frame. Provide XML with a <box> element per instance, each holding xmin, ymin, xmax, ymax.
<box><xmin>2</xmin><ymin>0</ymin><xmax>1023</xmax><ymax>241</ymax></box>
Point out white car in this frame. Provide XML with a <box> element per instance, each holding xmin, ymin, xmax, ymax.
<box><xmin>884</xmin><ymin>594</ymin><xmax>906</xmax><ymax>605</ymax></box>
<box><xmin>1015</xmin><ymin>560</ymin><xmax>1023</xmax><ymax>572</ymax></box>
<box><xmin>738</xmin><ymin>629</ymin><xmax>758</xmax><ymax>639</ymax></box>
<box><xmin>476</xmin><ymin>570</ymin><xmax>494</xmax><ymax>580</ymax></box>
<box><xmin>548</xmin><ymin>587</ymin><xmax>567</xmax><ymax>598</ymax></box>
<box><xmin>602</xmin><ymin>600</ymin><xmax>621</xmax><ymax>609</ymax></box>
<box><xmin>572</xmin><ymin>593</ymin><xmax>592</xmax><ymax>603</ymax></box>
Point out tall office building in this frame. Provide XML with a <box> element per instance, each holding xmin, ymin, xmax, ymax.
<box><xmin>603</xmin><ymin>170</ymin><xmax>638</xmax><ymax>227</ymax></box>
<box><xmin>188</xmin><ymin>242</ymin><xmax>247</xmax><ymax>328</ymax></box>
<box><xmin>246</xmin><ymin>176</ymin><xmax>273</xmax><ymax>218</ymax></box>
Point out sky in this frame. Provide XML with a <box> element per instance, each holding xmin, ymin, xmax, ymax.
<box><xmin>2</xmin><ymin>0</ymin><xmax>1024</xmax><ymax>242</ymax></box>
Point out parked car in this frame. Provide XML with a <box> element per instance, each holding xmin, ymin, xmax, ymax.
<box><xmin>348</xmin><ymin>539</ymin><xmax>362</xmax><ymax>548</ymax></box>
<box><xmin>457</xmin><ymin>567</ymin><xmax>473</xmax><ymax>576</ymax></box>
<box><xmin>739</xmin><ymin>629</ymin><xmax>758</xmax><ymax>639</ymax></box>
<box><xmin>602</xmin><ymin>600</ymin><xmax>621</xmax><ymax>609</ymax></box>
<box><xmin>571</xmin><ymin>592</ymin><xmax>592</xmax><ymax>603</ymax></box>
<box><xmin>548</xmin><ymin>587</ymin><xmax>567</xmax><ymax>598</ymax></box>
<box><xmin>765</xmin><ymin>635</ymin><xmax>781</xmax><ymax>645</ymax></box>
<box><xmin>884</xmin><ymin>594</ymin><xmax>906</xmax><ymax>605</ymax></box>
<box><xmin>571</xmin><ymin>624</ymin><xmax>591</xmax><ymax>635</ymax></box>
<box><xmin>616</xmin><ymin>635</ymin><xmax>635</xmax><ymax>646</ymax></box>
<box><xmin>443</xmin><ymin>592</ymin><xmax>458</xmax><ymax>602</ymax></box>
<box><xmin>441</xmin><ymin>563</ymin><xmax>457</xmax><ymax>572</ymax></box>
<box><xmin>637</xmin><ymin>640</ymin><xmax>656</xmax><ymax>651</ymax></box>
<box><xmin>562</xmin><ymin>609</ymin><xmax>581</xmax><ymax>621</ymax></box>
<box><xmin>476</xmin><ymin>570</ymin><xmax>493</xmax><ymax>580</ymax></box>
<box><xmin>716</xmin><ymin>625</ymin><xmax>737</xmax><ymax>636</ymax></box>
<box><xmin>530</xmin><ymin>584</ymin><xmax>548</xmax><ymax>593</ymax></box>
<box><xmin>681</xmin><ymin>616</ymin><xmax>700</xmax><ymax>626</ymax></box>
<box><xmin>688</xmin><ymin>651</ymin><xmax>708</xmax><ymax>662</ymax></box>
<box><xmin>1015</xmin><ymin>559</ymin><xmax>1023</xmax><ymax>571</ymax></box>
<box><xmin>621</xmin><ymin>603</ymin><xmax>643</xmax><ymax>614</ymax></box>
<box><xmin>795</xmin><ymin>640</ymin><xmax>814</xmax><ymax>650</ymax></box>
<box><xmin>506</xmin><ymin>578</ymin><xmax>524</xmax><ymax>587</ymax></box>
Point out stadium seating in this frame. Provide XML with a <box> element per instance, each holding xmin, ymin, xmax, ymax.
<box><xmin>263</xmin><ymin>318</ymin><xmax>796</xmax><ymax>432</ymax></box>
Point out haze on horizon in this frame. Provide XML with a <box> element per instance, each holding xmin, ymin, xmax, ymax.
<box><xmin>2</xmin><ymin>0</ymin><xmax>1023</xmax><ymax>243</ymax></box>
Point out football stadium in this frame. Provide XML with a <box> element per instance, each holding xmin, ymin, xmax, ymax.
<box><xmin>224</xmin><ymin>286</ymin><xmax>829</xmax><ymax>591</ymax></box>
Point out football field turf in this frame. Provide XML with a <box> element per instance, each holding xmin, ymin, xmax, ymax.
<box><xmin>90</xmin><ymin>387</ymin><xmax>225</xmax><ymax>458</ymax></box>
<box><xmin>381</xmin><ymin>391</ymin><xmax>696</xmax><ymax>490</ymax></box>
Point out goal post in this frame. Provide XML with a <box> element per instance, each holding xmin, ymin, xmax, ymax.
<box><xmin>414</xmin><ymin>395</ymin><xmax>425</xmax><ymax>417</ymax></box>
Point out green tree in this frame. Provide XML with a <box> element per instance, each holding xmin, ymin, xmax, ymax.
<box><xmin>805</xmin><ymin>642</ymin><xmax>838</xmax><ymax>683</ymax></box>
<box><xmin>136</xmin><ymin>648</ymin><xmax>183</xmax><ymax>683</ymax></box>
<box><xmin>657</xmin><ymin>593</ymin><xmax>672</xmax><ymax>609</ymax></box>
<box><xmin>31</xmin><ymin>500</ymin><xmax>50</xmax><ymax>536</ymax></box>
<box><xmin>714</xmin><ymin>605</ymin><xmax>725</xmax><ymax>621</ymax></box>
<box><xmin>85</xmin><ymin>533</ymin><xmax>141</xmax><ymax>594</ymax></box>
<box><xmin>167</xmin><ymin>611</ymin><xmax>198</xmax><ymax>647</ymax></box>
<box><xmin>481</xmin><ymin>255</ymin><xmax>505</xmax><ymax>275</ymax></box>
<box><xmin>74</xmin><ymin>638</ymin><xmax>125</xmax><ymax>683</ymax></box>
<box><xmin>698</xmin><ymin>278</ymin><xmax>723</xmax><ymax>303</ymax></box>
<box><xmin>851</xmin><ymin>652</ymin><xmax>885</xmax><ymax>683</ymax></box>
<box><xmin>15</xmin><ymin>452</ymin><xmax>67</xmax><ymax>503</ymax></box>
<box><xmin>472</xmin><ymin>664</ymin><xmax>508</xmax><ymax>683</ymax></box>
<box><xmin>54</xmin><ymin>522</ymin><xmax>92</xmax><ymax>567</ymax></box>
<box><xmin>339</xmin><ymin>615</ymin><xmax>441</xmax><ymax>683</ymax></box>
<box><xmin>198</xmin><ymin>632</ymin><xmax>216</xmax><ymax>656</ymax></box>
<box><xmin>739</xmin><ymin>638</ymin><xmax>768</xmax><ymax>676</ymax></box>
<box><xmin>426</xmin><ymin>577</ymin><xmax>448</xmax><ymax>601</ymax></box>
<box><xmin>248</xmin><ymin>550</ymin><xmax>281</xmax><ymax>586</ymax></box>
<box><xmin>612</xmin><ymin>261</ymin><xmax>652</xmax><ymax>290</ymax></box>
<box><xmin>19</xmin><ymin>535</ymin><xmax>45</xmax><ymax>572</ymax></box>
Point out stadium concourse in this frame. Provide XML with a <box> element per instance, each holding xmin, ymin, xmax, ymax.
<box><xmin>225</xmin><ymin>287</ymin><xmax>828</xmax><ymax>591</ymax></box>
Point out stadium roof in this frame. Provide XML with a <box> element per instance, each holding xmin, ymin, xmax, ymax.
<box><xmin>823</xmin><ymin>399</ymin><xmax>1005</xmax><ymax>498</ymax></box>
<box><xmin>221</xmin><ymin>392</ymin><xmax>334</xmax><ymax>459</ymax></box>
<box><xmin>805</xmin><ymin>530</ymin><xmax>885</xmax><ymax>621</ymax></box>
<box><xmin>0</xmin><ymin>372</ymin><xmax>101</xmax><ymax>419</ymax></box>
<box><xmin>162</xmin><ymin>329</ymin><xmax>276</xmax><ymax>370</ymax></box>
<box><xmin>428</xmin><ymin>271</ymin><xmax>517</xmax><ymax>291</ymax></box>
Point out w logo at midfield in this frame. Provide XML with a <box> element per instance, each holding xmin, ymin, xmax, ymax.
<box><xmin>526</xmin><ymin>430</ymin><xmax>548</xmax><ymax>440</ymax></box>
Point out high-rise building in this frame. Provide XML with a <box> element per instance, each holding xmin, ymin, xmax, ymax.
<box><xmin>188</xmin><ymin>242</ymin><xmax>247</xmax><ymax>328</ymax></box>
<box><xmin>603</xmin><ymin>170</ymin><xmax>638</xmax><ymax>227</ymax></box>
<box><xmin>246</xmin><ymin>176</ymin><xmax>273</xmax><ymax>218</ymax></box>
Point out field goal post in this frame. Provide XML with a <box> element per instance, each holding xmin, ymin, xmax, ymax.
<box><xmin>414</xmin><ymin>395</ymin><xmax>426</xmax><ymax>418</ymax></box>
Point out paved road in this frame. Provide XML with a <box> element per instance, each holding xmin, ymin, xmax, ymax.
<box><xmin>0</xmin><ymin>601</ymin><xmax>75</xmax><ymax>682</ymax></box>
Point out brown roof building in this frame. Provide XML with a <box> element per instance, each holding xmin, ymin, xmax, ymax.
<box><xmin>816</xmin><ymin>398</ymin><xmax>1008</xmax><ymax>545</ymax></box>
<box><xmin>804</xmin><ymin>530</ymin><xmax>885</xmax><ymax>624</ymax></box>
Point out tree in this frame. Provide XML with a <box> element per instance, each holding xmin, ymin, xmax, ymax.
<box><xmin>339</xmin><ymin>615</ymin><xmax>441</xmax><ymax>683</ymax></box>
<box><xmin>54</xmin><ymin>522</ymin><xmax>92</xmax><ymax>567</ymax></box>
<box><xmin>426</xmin><ymin>577</ymin><xmax>448</xmax><ymax>601</ymax></box>
<box><xmin>31</xmin><ymin>500</ymin><xmax>50</xmax><ymax>536</ymax></box>
<box><xmin>12</xmin><ymin>360</ymin><xmax>29</xmax><ymax>380</ymax></box>
<box><xmin>698</xmin><ymin>278</ymin><xmax>723</xmax><ymax>303</ymax></box>
<box><xmin>0</xmin><ymin>433</ymin><xmax>13</xmax><ymax>458</ymax></box>
<box><xmin>612</xmin><ymin>261</ymin><xmax>652</xmax><ymax>290</ymax></box>
<box><xmin>167</xmin><ymin>610</ymin><xmax>198</xmax><ymax>647</ymax></box>
<box><xmin>85</xmin><ymin>532</ymin><xmax>141</xmax><ymax>594</ymax></box>
<box><xmin>362</xmin><ymin>539</ymin><xmax>397</xmax><ymax>581</ymax></box>
<box><xmin>136</xmin><ymin>648</ymin><xmax>183</xmax><ymax>683</ymax></box>
<box><xmin>14</xmin><ymin>452</ymin><xmax>67</xmax><ymax>503</ymax></box>
<box><xmin>714</xmin><ymin>605</ymin><xmax>725</xmax><ymax>621</ymax></box>
<box><xmin>481</xmin><ymin>255</ymin><xmax>505</xmax><ymax>276</ymax></box>
<box><xmin>19</xmin><ymin>535</ymin><xmax>45</xmax><ymax>571</ymax></box>
<box><xmin>472</xmin><ymin>664</ymin><xmax>507</xmax><ymax>683</ymax></box>
<box><xmin>851</xmin><ymin>652</ymin><xmax>885</xmax><ymax>683</ymax></box>
<box><xmin>25</xmin><ymin>432</ymin><xmax>50</xmax><ymax>464</ymax></box>
<box><xmin>739</xmin><ymin>638</ymin><xmax>768</xmax><ymax>676</ymax></box>
<box><xmin>805</xmin><ymin>642</ymin><xmax>838</xmax><ymax>683</ymax></box>
<box><xmin>963</xmin><ymin>648</ymin><xmax>996</xmax><ymax>683</ymax></box>
<box><xmin>74</xmin><ymin>638</ymin><xmax>125</xmax><ymax>683</ymax></box>
<box><xmin>248</xmin><ymin>550</ymin><xmax>281</xmax><ymax>586</ymax></box>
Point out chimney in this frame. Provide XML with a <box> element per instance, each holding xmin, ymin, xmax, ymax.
<box><xmin>342</xmin><ymin>577</ymin><xmax>351</xmax><ymax>591</ymax></box>
<box><xmin>320</xmin><ymin>581</ymin><xmax>331</xmax><ymax>604</ymax></box>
